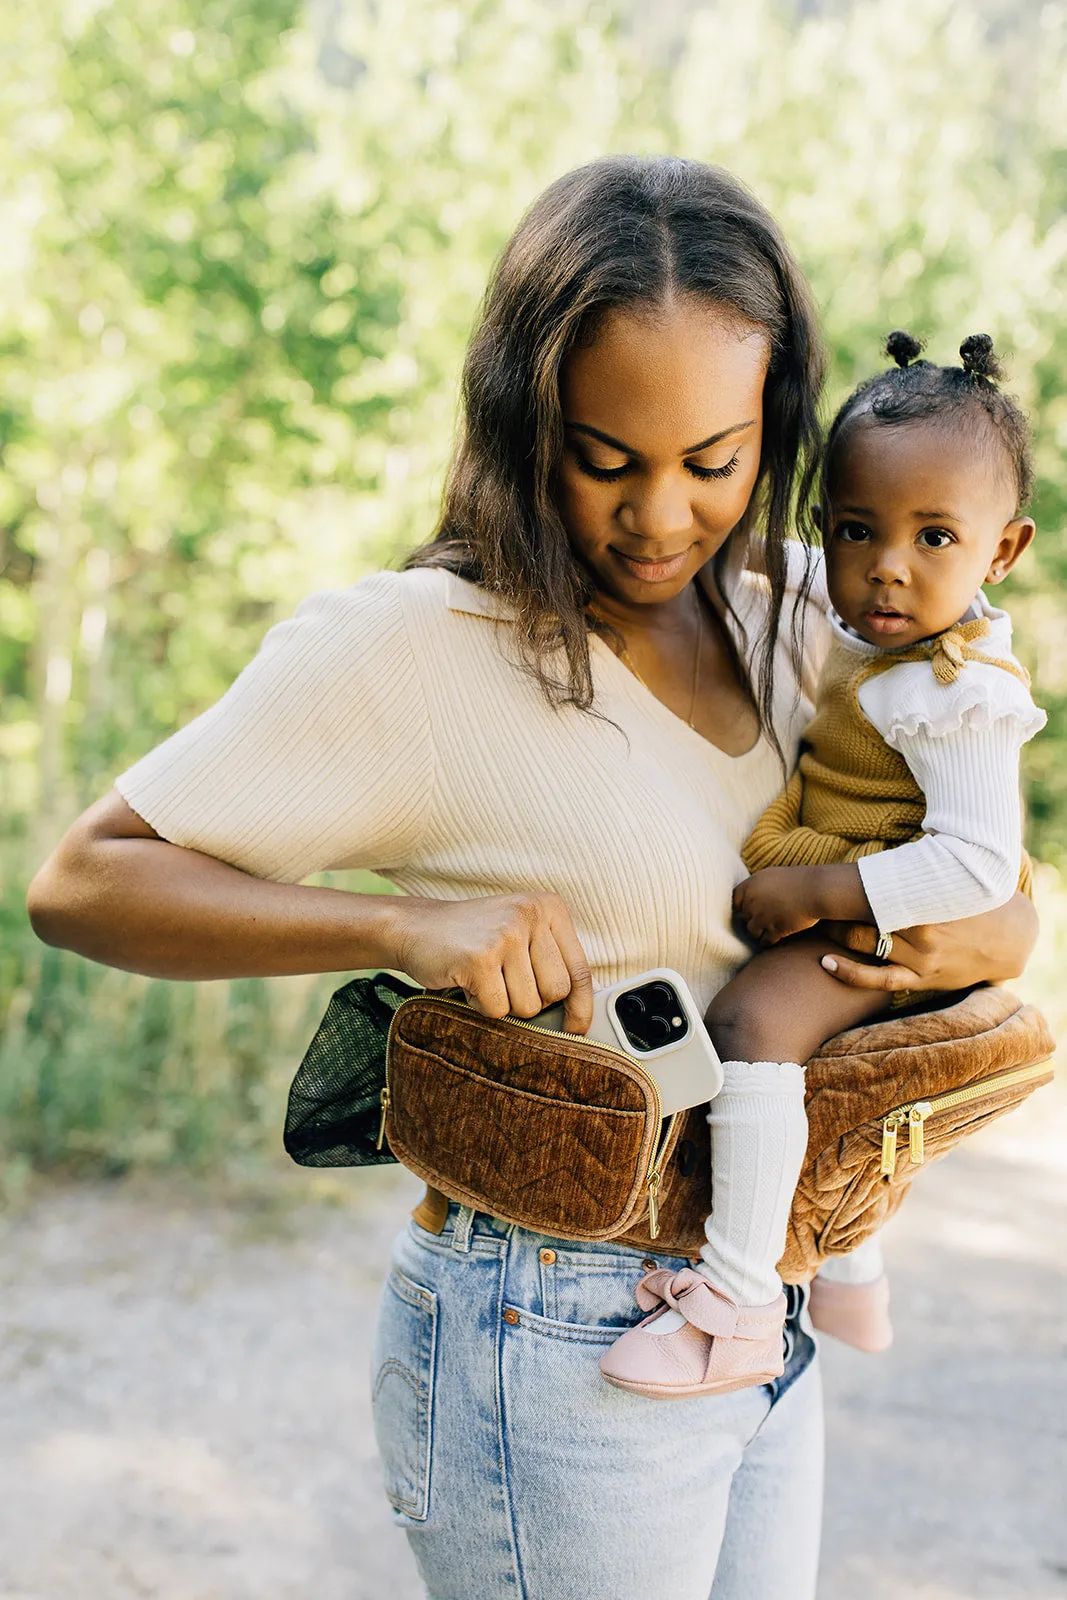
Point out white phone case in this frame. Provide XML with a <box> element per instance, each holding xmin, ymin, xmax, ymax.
<box><xmin>532</xmin><ymin>967</ymin><xmax>723</xmax><ymax>1116</ymax></box>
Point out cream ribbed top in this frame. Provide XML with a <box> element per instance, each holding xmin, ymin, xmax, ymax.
<box><xmin>116</xmin><ymin>550</ymin><xmax>828</xmax><ymax>1014</ymax></box>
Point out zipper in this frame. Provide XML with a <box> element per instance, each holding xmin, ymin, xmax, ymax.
<box><xmin>879</xmin><ymin>1058</ymin><xmax>1052</xmax><ymax>1178</ymax></box>
<box><xmin>382</xmin><ymin>993</ymin><xmax>671</xmax><ymax>1227</ymax></box>
<box><xmin>644</xmin><ymin>1114</ymin><xmax>679</xmax><ymax>1239</ymax></box>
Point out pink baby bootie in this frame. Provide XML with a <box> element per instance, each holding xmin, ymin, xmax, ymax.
<box><xmin>808</xmin><ymin>1273</ymin><xmax>893</xmax><ymax>1354</ymax></box>
<box><xmin>599</xmin><ymin>1267</ymin><xmax>786</xmax><ymax>1399</ymax></box>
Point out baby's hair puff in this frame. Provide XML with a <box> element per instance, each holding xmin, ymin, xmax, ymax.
<box><xmin>824</xmin><ymin>330</ymin><xmax>1033</xmax><ymax>511</ymax></box>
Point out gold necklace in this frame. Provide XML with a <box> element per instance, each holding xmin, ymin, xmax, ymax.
<box><xmin>616</xmin><ymin>587</ymin><xmax>705</xmax><ymax>729</ymax></box>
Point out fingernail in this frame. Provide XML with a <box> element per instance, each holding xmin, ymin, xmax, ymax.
<box><xmin>821</xmin><ymin>956</ymin><xmax>838</xmax><ymax>972</ymax></box>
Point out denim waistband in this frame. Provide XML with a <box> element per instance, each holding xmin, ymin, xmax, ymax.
<box><xmin>423</xmin><ymin>1201</ymin><xmax>815</xmax><ymax>1401</ymax></box>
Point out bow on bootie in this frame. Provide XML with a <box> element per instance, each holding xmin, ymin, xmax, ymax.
<box><xmin>634</xmin><ymin>1267</ymin><xmax>740</xmax><ymax>1337</ymax></box>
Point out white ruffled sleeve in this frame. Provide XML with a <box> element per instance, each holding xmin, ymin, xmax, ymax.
<box><xmin>858</xmin><ymin>656</ymin><xmax>1046</xmax><ymax>748</ymax></box>
<box><xmin>855</xmin><ymin>659</ymin><xmax>1046</xmax><ymax>933</ymax></box>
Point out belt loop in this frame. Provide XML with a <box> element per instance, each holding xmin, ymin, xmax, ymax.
<box><xmin>451</xmin><ymin>1204</ymin><xmax>475</xmax><ymax>1253</ymax></box>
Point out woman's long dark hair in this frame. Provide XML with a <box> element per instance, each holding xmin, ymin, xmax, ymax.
<box><xmin>407</xmin><ymin>156</ymin><xmax>825</xmax><ymax>735</ymax></box>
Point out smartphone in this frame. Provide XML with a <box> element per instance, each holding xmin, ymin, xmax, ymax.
<box><xmin>532</xmin><ymin>968</ymin><xmax>723</xmax><ymax>1116</ymax></box>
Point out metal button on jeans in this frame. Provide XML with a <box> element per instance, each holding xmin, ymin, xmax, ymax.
<box><xmin>503</xmin><ymin>1307</ymin><xmax>520</xmax><ymax>1325</ymax></box>
<box><xmin>539</xmin><ymin>1249</ymin><xmax>556</xmax><ymax>1264</ymax></box>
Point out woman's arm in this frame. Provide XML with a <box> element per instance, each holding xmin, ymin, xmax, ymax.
<box><xmin>27</xmin><ymin>791</ymin><xmax>595</xmax><ymax>1030</ymax></box>
<box><xmin>820</xmin><ymin>892</ymin><xmax>1038</xmax><ymax>993</ymax></box>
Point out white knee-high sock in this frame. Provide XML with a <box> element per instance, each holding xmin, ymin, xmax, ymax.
<box><xmin>698</xmin><ymin>1060</ymin><xmax>808</xmax><ymax>1308</ymax></box>
<box><xmin>817</xmin><ymin>1232</ymin><xmax>885</xmax><ymax>1285</ymax></box>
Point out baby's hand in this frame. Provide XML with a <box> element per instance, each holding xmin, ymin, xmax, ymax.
<box><xmin>732</xmin><ymin>867</ymin><xmax>823</xmax><ymax>945</ymax></box>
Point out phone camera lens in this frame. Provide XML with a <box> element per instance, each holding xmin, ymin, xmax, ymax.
<box><xmin>643</xmin><ymin>1015</ymin><xmax>671</xmax><ymax>1046</ymax></box>
<box><xmin>614</xmin><ymin>979</ymin><xmax>689</xmax><ymax>1052</ymax></box>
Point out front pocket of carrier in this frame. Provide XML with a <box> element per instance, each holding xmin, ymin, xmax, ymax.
<box><xmin>385</xmin><ymin>1039</ymin><xmax>652</xmax><ymax>1238</ymax></box>
<box><xmin>371</xmin><ymin>1267</ymin><xmax>439</xmax><ymax>1520</ymax></box>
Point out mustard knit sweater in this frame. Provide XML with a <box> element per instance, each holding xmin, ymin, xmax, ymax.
<box><xmin>743</xmin><ymin>617</ymin><xmax>1034</xmax><ymax>897</ymax></box>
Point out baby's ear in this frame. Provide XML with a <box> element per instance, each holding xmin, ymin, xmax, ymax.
<box><xmin>986</xmin><ymin>516</ymin><xmax>1035</xmax><ymax>584</ymax></box>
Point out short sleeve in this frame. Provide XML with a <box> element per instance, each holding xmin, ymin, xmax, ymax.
<box><xmin>115</xmin><ymin>571</ymin><xmax>434</xmax><ymax>882</ymax></box>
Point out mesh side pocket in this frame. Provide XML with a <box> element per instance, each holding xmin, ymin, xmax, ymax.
<box><xmin>283</xmin><ymin>972</ymin><xmax>420</xmax><ymax>1167</ymax></box>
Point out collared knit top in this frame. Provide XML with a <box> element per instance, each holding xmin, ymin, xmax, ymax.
<box><xmin>743</xmin><ymin>589</ymin><xmax>1045</xmax><ymax>935</ymax></box>
<box><xmin>115</xmin><ymin>546</ymin><xmax>830</xmax><ymax>1015</ymax></box>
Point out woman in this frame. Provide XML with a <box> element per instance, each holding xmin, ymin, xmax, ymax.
<box><xmin>28</xmin><ymin>157</ymin><xmax>1036</xmax><ymax>1598</ymax></box>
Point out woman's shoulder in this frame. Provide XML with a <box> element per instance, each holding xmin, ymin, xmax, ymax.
<box><xmin>281</xmin><ymin>565</ymin><xmax>488</xmax><ymax>652</ymax></box>
<box><xmin>307</xmin><ymin>564</ymin><xmax>514</xmax><ymax>627</ymax></box>
<box><xmin>721</xmin><ymin>539</ymin><xmax>828</xmax><ymax>616</ymax></box>
<box><xmin>293</xmin><ymin>563</ymin><xmax>445</xmax><ymax>619</ymax></box>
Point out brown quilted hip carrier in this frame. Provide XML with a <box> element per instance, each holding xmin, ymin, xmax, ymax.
<box><xmin>382</xmin><ymin>994</ymin><xmax>676</xmax><ymax>1240</ymax></box>
<box><xmin>381</xmin><ymin>987</ymin><xmax>1054</xmax><ymax>1282</ymax></box>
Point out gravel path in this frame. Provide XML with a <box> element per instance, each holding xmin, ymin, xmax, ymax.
<box><xmin>1</xmin><ymin>1086</ymin><xmax>1064</xmax><ymax>1600</ymax></box>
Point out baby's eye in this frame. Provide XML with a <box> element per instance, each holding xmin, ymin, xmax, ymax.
<box><xmin>834</xmin><ymin>521</ymin><xmax>871</xmax><ymax>543</ymax></box>
<box><xmin>917</xmin><ymin>528</ymin><xmax>954</xmax><ymax>549</ymax></box>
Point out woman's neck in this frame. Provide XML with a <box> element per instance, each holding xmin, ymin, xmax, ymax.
<box><xmin>588</xmin><ymin>572</ymin><xmax>712</xmax><ymax>646</ymax></box>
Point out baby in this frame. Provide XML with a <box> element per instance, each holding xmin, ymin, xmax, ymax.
<box><xmin>601</xmin><ymin>332</ymin><xmax>1045</xmax><ymax>1397</ymax></box>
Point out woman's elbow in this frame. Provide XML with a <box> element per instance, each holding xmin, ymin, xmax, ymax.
<box><xmin>27</xmin><ymin>790</ymin><xmax>157</xmax><ymax>952</ymax></box>
<box><xmin>27</xmin><ymin>845</ymin><xmax>88</xmax><ymax>950</ymax></box>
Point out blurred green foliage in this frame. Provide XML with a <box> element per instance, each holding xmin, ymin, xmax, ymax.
<box><xmin>1</xmin><ymin>0</ymin><xmax>1064</xmax><ymax>1174</ymax></box>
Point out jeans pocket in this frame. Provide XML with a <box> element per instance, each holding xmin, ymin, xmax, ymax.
<box><xmin>540</xmin><ymin>1249</ymin><xmax>652</xmax><ymax>1329</ymax></box>
<box><xmin>371</xmin><ymin>1266</ymin><xmax>439</xmax><ymax>1521</ymax></box>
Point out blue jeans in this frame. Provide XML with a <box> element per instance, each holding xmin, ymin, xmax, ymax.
<box><xmin>371</xmin><ymin>1204</ymin><xmax>824</xmax><ymax>1599</ymax></box>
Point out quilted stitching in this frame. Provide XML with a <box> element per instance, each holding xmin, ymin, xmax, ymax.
<box><xmin>622</xmin><ymin>988</ymin><xmax>1054</xmax><ymax>1279</ymax></box>
<box><xmin>387</xmin><ymin>1037</ymin><xmax>652</xmax><ymax>1237</ymax></box>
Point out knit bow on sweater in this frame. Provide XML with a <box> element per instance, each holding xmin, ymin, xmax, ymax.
<box><xmin>896</xmin><ymin>616</ymin><xmax>1031</xmax><ymax>690</ymax></box>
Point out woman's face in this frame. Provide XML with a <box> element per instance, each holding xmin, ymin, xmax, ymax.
<box><xmin>557</xmin><ymin>296</ymin><xmax>770</xmax><ymax>613</ymax></box>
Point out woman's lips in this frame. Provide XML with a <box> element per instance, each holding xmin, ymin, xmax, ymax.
<box><xmin>863</xmin><ymin>608</ymin><xmax>912</xmax><ymax>636</ymax></box>
<box><xmin>613</xmin><ymin>549</ymin><xmax>690</xmax><ymax>584</ymax></box>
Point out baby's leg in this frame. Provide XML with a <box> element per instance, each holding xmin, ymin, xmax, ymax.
<box><xmin>706</xmin><ymin>932</ymin><xmax>891</xmax><ymax>1069</ymax></box>
<box><xmin>697</xmin><ymin>937</ymin><xmax>890</xmax><ymax>1308</ymax></box>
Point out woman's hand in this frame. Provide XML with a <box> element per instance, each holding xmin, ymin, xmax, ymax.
<box><xmin>820</xmin><ymin>891</ymin><xmax>1038</xmax><ymax>994</ymax></box>
<box><xmin>392</xmin><ymin>892</ymin><xmax>595</xmax><ymax>1033</ymax></box>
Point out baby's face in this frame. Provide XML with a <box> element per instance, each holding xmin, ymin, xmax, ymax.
<box><xmin>824</xmin><ymin>417</ymin><xmax>1032</xmax><ymax>647</ymax></box>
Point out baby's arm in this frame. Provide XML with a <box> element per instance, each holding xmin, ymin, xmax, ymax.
<box><xmin>732</xmin><ymin>862</ymin><xmax>871</xmax><ymax>944</ymax></box>
<box><xmin>854</xmin><ymin>717</ymin><xmax>1026</xmax><ymax>934</ymax></box>
<box><xmin>736</xmin><ymin>663</ymin><xmax>1044</xmax><ymax>944</ymax></box>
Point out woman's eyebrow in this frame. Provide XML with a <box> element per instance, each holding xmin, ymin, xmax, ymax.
<box><xmin>564</xmin><ymin>420</ymin><xmax>758</xmax><ymax>456</ymax></box>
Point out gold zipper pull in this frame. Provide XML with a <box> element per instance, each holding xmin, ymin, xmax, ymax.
<box><xmin>908</xmin><ymin>1102</ymin><xmax>932</xmax><ymax>1165</ymax></box>
<box><xmin>647</xmin><ymin>1170</ymin><xmax>661</xmax><ymax>1239</ymax></box>
<box><xmin>376</xmin><ymin>1086</ymin><xmax>390</xmax><ymax>1152</ymax></box>
<box><xmin>881</xmin><ymin>1112</ymin><xmax>904</xmax><ymax>1177</ymax></box>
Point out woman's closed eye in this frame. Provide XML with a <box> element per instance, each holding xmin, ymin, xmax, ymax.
<box><xmin>574</xmin><ymin>450</ymin><xmax>740</xmax><ymax>483</ymax></box>
<box><xmin>574</xmin><ymin>452</ymin><xmax>630</xmax><ymax>482</ymax></box>
<box><xmin>685</xmin><ymin>451</ymin><xmax>740</xmax><ymax>481</ymax></box>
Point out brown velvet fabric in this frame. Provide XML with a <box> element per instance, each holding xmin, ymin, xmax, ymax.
<box><xmin>623</xmin><ymin>986</ymin><xmax>1055</xmax><ymax>1278</ymax></box>
<box><xmin>386</xmin><ymin>999</ymin><xmax>659</xmax><ymax>1240</ymax></box>
<box><xmin>389</xmin><ymin>989</ymin><xmax>1054</xmax><ymax>1280</ymax></box>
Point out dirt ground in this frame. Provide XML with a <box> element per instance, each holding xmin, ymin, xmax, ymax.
<box><xmin>1</xmin><ymin>1084</ymin><xmax>1065</xmax><ymax>1600</ymax></box>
